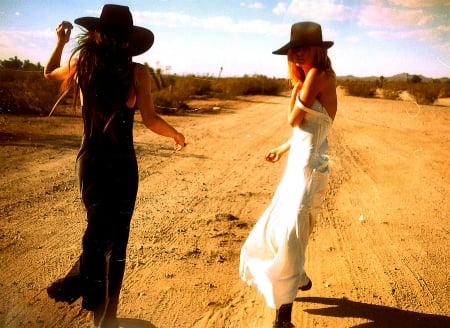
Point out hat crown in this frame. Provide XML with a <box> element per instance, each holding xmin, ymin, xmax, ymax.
<box><xmin>75</xmin><ymin>4</ymin><xmax>155</xmax><ymax>56</ymax></box>
<box><xmin>290</xmin><ymin>21</ymin><xmax>323</xmax><ymax>47</ymax></box>
<box><xmin>99</xmin><ymin>5</ymin><xmax>133</xmax><ymax>36</ymax></box>
<box><xmin>272</xmin><ymin>21</ymin><xmax>333</xmax><ymax>55</ymax></box>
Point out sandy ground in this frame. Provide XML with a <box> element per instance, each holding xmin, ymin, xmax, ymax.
<box><xmin>1</xmin><ymin>89</ymin><xmax>449</xmax><ymax>328</ymax></box>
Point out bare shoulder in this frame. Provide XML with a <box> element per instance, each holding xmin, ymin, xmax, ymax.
<box><xmin>307</xmin><ymin>68</ymin><xmax>331</xmax><ymax>85</ymax></box>
<box><xmin>133</xmin><ymin>62</ymin><xmax>147</xmax><ymax>77</ymax></box>
<box><xmin>306</xmin><ymin>69</ymin><xmax>337</xmax><ymax>119</ymax></box>
<box><xmin>69</xmin><ymin>57</ymin><xmax>78</xmax><ymax>66</ymax></box>
<box><xmin>132</xmin><ymin>62</ymin><xmax>151</xmax><ymax>89</ymax></box>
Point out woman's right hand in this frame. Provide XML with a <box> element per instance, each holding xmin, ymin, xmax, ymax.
<box><xmin>56</xmin><ymin>21</ymin><xmax>73</xmax><ymax>45</ymax></box>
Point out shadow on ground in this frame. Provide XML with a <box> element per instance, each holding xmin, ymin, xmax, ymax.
<box><xmin>118</xmin><ymin>317</ymin><xmax>156</xmax><ymax>328</ymax></box>
<box><xmin>296</xmin><ymin>296</ymin><xmax>450</xmax><ymax>328</ymax></box>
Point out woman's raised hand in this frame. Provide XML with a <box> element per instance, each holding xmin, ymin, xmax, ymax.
<box><xmin>56</xmin><ymin>21</ymin><xmax>73</xmax><ymax>44</ymax></box>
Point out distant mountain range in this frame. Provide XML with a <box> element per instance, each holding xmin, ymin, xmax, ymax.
<box><xmin>337</xmin><ymin>73</ymin><xmax>449</xmax><ymax>83</ymax></box>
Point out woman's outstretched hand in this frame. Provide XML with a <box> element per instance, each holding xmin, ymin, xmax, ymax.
<box><xmin>174</xmin><ymin>132</ymin><xmax>186</xmax><ymax>152</ymax></box>
<box><xmin>265</xmin><ymin>148</ymin><xmax>283</xmax><ymax>163</ymax></box>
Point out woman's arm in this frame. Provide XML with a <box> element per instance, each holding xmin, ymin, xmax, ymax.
<box><xmin>265</xmin><ymin>138</ymin><xmax>291</xmax><ymax>163</ymax></box>
<box><xmin>288</xmin><ymin>69</ymin><xmax>327</xmax><ymax>126</ymax></box>
<box><xmin>287</xmin><ymin>81</ymin><xmax>306</xmax><ymax>127</ymax></box>
<box><xmin>44</xmin><ymin>21</ymin><xmax>75</xmax><ymax>81</ymax></box>
<box><xmin>134</xmin><ymin>64</ymin><xmax>185</xmax><ymax>150</ymax></box>
<box><xmin>298</xmin><ymin>68</ymin><xmax>324</xmax><ymax>107</ymax></box>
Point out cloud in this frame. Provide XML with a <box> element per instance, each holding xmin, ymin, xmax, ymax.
<box><xmin>368</xmin><ymin>28</ymin><xmax>437</xmax><ymax>42</ymax></box>
<box><xmin>272</xmin><ymin>0</ymin><xmax>356</xmax><ymax>21</ymax></box>
<box><xmin>358</xmin><ymin>4</ymin><xmax>432</xmax><ymax>28</ymax></box>
<box><xmin>134</xmin><ymin>11</ymin><xmax>284</xmax><ymax>35</ymax></box>
<box><xmin>387</xmin><ymin>0</ymin><xmax>450</xmax><ymax>8</ymax></box>
<box><xmin>434</xmin><ymin>42</ymin><xmax>450</xmax><ymax>56</ymax></box>
<box><xmin>437</xmin><ymin>25</ymin><xmax>450</xmax><ymax>32</ymax></box>
<box><xmin>344</xmin><ymin>36</ymin><xmax>360</xmax><ymax>43</ymax></box>
<box><xmin>272</xmin><ymin>2</ymin><xmax>287</xmax><ymax>15</ymax></box>
<box><xmin>136</xmin><ymin>12</ymin><xmax>200</xmax><ymax>28</ymax></box>
<box><xmin>240</xmin><ymin>2</ymin><xmax>265</xmax><ymax>9</ymax></box>
<box><xmin>272</xmin><ymin>1</ymin><xmax>441</xmax><ymax>31</ymax></box>
<box><xmin>0</xmin><ymin>28</ymin><xmax>61</xmax><ymax>62</ymax></box>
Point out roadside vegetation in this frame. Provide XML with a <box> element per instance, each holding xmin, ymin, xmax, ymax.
<box><xmin>0</xmin><ymin>57</ymin><xmax>287</xmax><ymax>116</ymax></box>
<box><xmin>1</xmin><ymin>56</ymin><xmax>449</xmax><ymax>116</ymax></box>
<box><xmin>339</xmin><ymin>74</ymin><xmax>450</xmax><ymax>105</ymax></box>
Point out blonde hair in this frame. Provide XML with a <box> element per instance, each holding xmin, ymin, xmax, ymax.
<box><xmin>287</xmin><ymin>46</ymin><xmax>335</xmax><ymax>85</ymax></box>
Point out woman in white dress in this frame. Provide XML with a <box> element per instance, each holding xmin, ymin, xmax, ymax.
<box><xmin>239</xmin><ymin>22</ymin><xmax>337</xmax><ymax>328</ymax></box>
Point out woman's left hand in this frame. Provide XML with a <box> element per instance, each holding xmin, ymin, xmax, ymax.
<box><xmin>174</xmin><ymin>132</ymin><xmax>186</xmax><ymax>152</ymax></box>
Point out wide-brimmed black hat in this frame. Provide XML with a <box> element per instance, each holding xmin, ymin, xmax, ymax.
<box><xmin>75</xmin><ymin>4</ymin><xmax>154</xmax><ymax>56</ymax></box>
<box><xmin>273</xmin><ymin>21</ymin><xmax>333</xmax><ymax>55</ymax></box>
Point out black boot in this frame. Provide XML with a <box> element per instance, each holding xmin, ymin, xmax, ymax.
<box><xmin>47</xmin><ymin>258</ymin><xmax>82</xmax><ymax>304</ymax></box>
<box><xmin>79</xmin><ymin>247</ymin><xmax>108</xmax><ymax>315</ymax></box>
<box><xmin>299</xmin><ymin>279</ymin><xmax>312</xmax><ymax>291</ymax></box>
<box><xmin>273</xmin><ymin>303</ymin><xmax>295</xmax><ymax>328</ymax></box>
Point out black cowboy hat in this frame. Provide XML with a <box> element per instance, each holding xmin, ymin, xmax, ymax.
<box><xmin>273</xmin><ymin>21</ymin><xmax>333</xmax><ymax>55</ymax></box>
<box><xmin>75</xmin><ymin>4</ymin><xmax>154</xmax><ymax>56</ymax></box>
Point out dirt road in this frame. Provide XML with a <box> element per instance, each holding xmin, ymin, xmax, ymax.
<box><xmin>1</xmin><ymin>90</ymin><xmax>449</xmax><ymax>327</ymax></box>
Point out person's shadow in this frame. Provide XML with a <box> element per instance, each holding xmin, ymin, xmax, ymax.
<box><xmin>296</xmin><ymin>297</ymin><xmax>450</xmax><ymax>328</ymax></box>
<box><xmin>117</xmin><ymin>318</ymin><xmax>156</xmax><ymax>328</ymax></box>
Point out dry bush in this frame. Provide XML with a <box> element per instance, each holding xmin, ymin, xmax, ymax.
<box><xmin>338</xmin><ymin>79</ymin><xmax>377</xmax><ymax>98</ymax></box>
<box><xmin>339</xmin><ymin>77</ymin><xmax>450</xmax><ymax>105</ymax></box>
<box><xmin>151</xmin><ymin>73</ymin><xmax>287</xmax><ymax>114</ymax></box>
<box><xmin>0</xmin><ymin>69</ymin><xmax>60</xmax><ymax>115</ymax></box>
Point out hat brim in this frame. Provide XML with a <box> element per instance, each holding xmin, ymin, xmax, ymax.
<box><xmin>74</xmin><ymin>17</ymin><xmax>154</xmax><ymax>56</ymax></box>
<box><xmin>272</xmin><ymin>40</ymin><xmax>333</xmax><ymax>55</ymax></box>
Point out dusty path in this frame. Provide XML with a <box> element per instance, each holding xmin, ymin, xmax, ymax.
<box><xmin>1</xmin><ymin>91</ymin><xmax>449</xmax><ymax>327</ymax></box>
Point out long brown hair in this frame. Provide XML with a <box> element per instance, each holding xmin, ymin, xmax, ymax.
<box><xmin>63</xmin><ymin>30</ymin><xmax>134</xmax><ymax>138</ymax></box>
<box><xmin>287</xmin><ymin>46</ymin><xmax>335</xmax><ymax>85</ymax></box>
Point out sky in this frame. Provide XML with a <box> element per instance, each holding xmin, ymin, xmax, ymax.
<box><xmin>0</xmin><ymin>0</ymin><xmax>449</xmax><ymax>78</ymax></box>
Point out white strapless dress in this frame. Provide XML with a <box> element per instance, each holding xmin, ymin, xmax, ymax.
<box><xmin>239</xmin><ymin>99</ymin><xmax>333</xmax><ymax>309</ymax></box>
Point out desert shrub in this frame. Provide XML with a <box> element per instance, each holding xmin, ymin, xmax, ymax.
<box><xmin>0</xmin><ymin>68</ymin><xmax>60</xmax><ymax>115</ymax></box>
<box><xmin>384</xmin><ymin>80</ymin><xmax>447</xmax><ymax>105</ymax></box>
<box><xmin>381</xmin><ymin>89</ymin><xmax>399</xmax><ymax>100</ymax></box>
<box><xmin>1</xmin><ymin>57</ymin><xmax>289</xmax><ymax>116</ymax></box>
<box><xmin>211</xmin><ymin>75</ymin><xmax>286</xmax><ymax>99</ymax></box>
<box><xmin>151</xmin><ymin>73</ymin><xmax>287</xmax><ymax>112</ymax></box>
<box><xmin>406</xmin><ymin>83</ymin><xmax>440</xmax><ymax>105</ymax></box>
<box><xmin>151</xmin><ymin>75</ymin><xmax>206</xmax><ymax>113</ymax></box>
<box><xmin>339</xmin><ymin>77</ymin><xmax>450</xmax><ymax>105</ymax></box>
<box><xmin>439</xmin><ymin>83</ymin><xmax>450</xmax><ymax>98</ymax></box>
<box><xmin>339</xmin><ymin>80</ymin><xmax>377</xmax><ymax>98</ymax></box>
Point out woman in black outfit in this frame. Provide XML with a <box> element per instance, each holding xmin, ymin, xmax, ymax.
<box><xmin>44</xmin><ymin>5</ymin><xmax>185</xmax><ymax>327</ymax></box>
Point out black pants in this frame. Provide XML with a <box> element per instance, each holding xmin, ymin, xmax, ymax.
<box><xmin>77</xmin><ymin>148</ymin><xmax>138</xmax><ymax>312</ymax></box>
